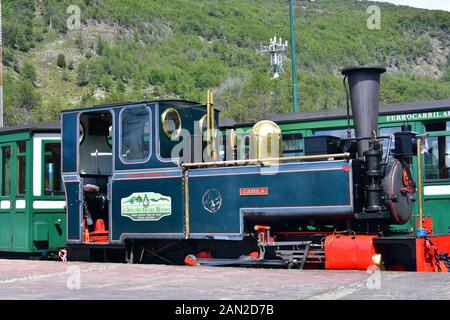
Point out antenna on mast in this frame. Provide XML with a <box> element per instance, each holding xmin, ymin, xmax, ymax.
<box><xmin>259</xmin><ymin>36</ymin><xmax>289</xmax><ymax>79</ymax></box>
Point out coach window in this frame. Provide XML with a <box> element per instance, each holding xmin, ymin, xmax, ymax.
<box><xmin>1</xmin><ymin>146</ymin><xmax>11</xmax><ymax>196</ymax></box>
<box><xmin>424</xmin><ymin>136</ymin><xmax>450</xmax><ymax>180</ymax></box>
<box><xmin>242</xmin><ymin>135</ymin><xmax>250</xmax><ymax>160</ymax></box>
<box><xmin>425</xmin><ymin>121</ymin><xmax>447</xmax><ymax>132</ymax></box>
<box><xmin>424</xmin><ymin>121</ymin><xmax>450</xmax><ymax>180</ymax></box>
<box><xmin>199</xmin><ymin>115</ymin><xmax>218</xmax><ymax>159</ymax></box>
<box><xmin>282</xmin><ymin>132</ymin><xmax>303</xmax><ymax>157</ymax></box>
<box><xmin>379</xmin><ymin>126</ymin><xmax>401</xmax><ymax>154</ymax></box>
<box><xmin>121</xmin><ymin>107</ymin><xmax>151</xmax><ymax>163</ymax></box>
<box><xmin>43</xmin><ymin>143</ymin><xmax>63</xmax><ymax>196</ymax></box>
<box><xmin>235</xmin><ymin>133</ymin><xmax>250</xmax><ymax>161</ymax></box>
<box><xmin>313</xmin><ymin>128</ymin><xmax>355</xmax><ymax>139</ymax></box>
<box><xmin>17</xmin><ymin>141</ymin><xmax>27</xmax><ymax>195</ymax></box>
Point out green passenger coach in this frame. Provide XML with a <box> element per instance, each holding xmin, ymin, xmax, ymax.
<box><xmin>0</xmin><ymin>121</ymin><xmax>65</xmax><ymax>257</ymax></box>
<box><xmin>222</xmin><ymin>99</ymin><xmax>450</xmax><ymax>236</ymax></box>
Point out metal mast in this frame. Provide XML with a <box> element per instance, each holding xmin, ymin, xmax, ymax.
<box><xmin>289</xmin><ymin>0</ymin><xmax>299</xmax><ymax>113</ymax></box>
<box><xmin>0</xmin><ymin>0</ymin><xmax>3</xmax><ymax>127</ymax></box>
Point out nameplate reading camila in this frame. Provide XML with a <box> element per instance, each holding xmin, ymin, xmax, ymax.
<box><xmin>240</xmin><ymin>187</ymin><xmax>269</xmax><ymax>196</ymax></box>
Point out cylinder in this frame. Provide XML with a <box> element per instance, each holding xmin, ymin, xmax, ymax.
<box><xmin>341</xmin><ymin>66</ymin><xmax>386</xmax><ymax>156</ymax></box>
<box><xmin>325</xmin><ymin>234</ymin><xmax>378</xmax><ymax>270</ymax></box>
<box><xmin>365</xmin><ymin>143</ymin><xmax>383</xmax><ymax>213</ymax></box>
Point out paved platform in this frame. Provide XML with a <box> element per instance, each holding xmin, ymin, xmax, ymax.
<box><xmin>0</xmin><ymin>260</ymin><xmax>449</xmax><ymax>300</ymax></box>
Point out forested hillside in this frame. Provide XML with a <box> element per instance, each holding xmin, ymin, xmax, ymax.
<box><xmin>3</xmin><ymin>0</ymin><xmax>450</xmax><ymax>125</ymax></box>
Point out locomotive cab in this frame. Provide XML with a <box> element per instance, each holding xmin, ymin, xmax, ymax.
<box><xmin>78</xmin><ymin>110</ymin><xmax>113</xmax><ymax>242</ymax></box>
<box><xmin>62</xmin><ymin>100</ymin><xmax>219</xmax><ymax>249</ymax></box>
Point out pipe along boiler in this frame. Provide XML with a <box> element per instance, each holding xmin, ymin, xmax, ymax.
<box><xmin>62</xmin><ymin>66</ymin><xmax>450</xmax><ymax>271</ymax></box>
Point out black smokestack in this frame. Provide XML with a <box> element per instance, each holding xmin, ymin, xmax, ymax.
<box><xmin>341</xmin><ymin>66</ymin><xmax>386</xmax><ymax>156</ymax></box>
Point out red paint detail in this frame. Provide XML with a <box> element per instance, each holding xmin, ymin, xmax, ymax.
<box><xmin>400</xmin><ymin>183</ymin><xmax>413</xmax><ymax>193</ymax></box>
<box><xmin>402</xmin><ymin>168</ymin><xmax>410</xmax><ymax>186</ymax></box>
<box><xmin>184</xmin><ymin>255</ymin><xmax>199</xmax><ymax>266</ymax></box>
<box><xmin>400</xmin><ymin>167</ymin><xmax>414</xmax><ymax>193</ymax></box>
<box><xmin>247</xmin><ymin>252</ymin><xmax>260</xmax><ymax>258</ymax></box>
<box><xmin>240</xmin><ymin>187</ymin><xmax>269</xmax><ymax>196</ymax></box>
<box><xmin>82</xmin><ymin>217</ymin><xmax>109</xmax><ymax>243</ymax></box>
<box><xmin>416</xmin><ymin>238</ymin><xmax>437</xmax><ymax>272</ymax></box>
<box><xmin>254</xmin><ymin>225</ymin><xmax>271</xmax><ymax>231</ymax></box>
<box><xmin>82</xmin><ymin>217</ymin><xmax>89</xmax><ymax>243</ymax></box>
<box><xmin>255</xmin><ymin>225</ymin><xmax>275</xmax><ymax>245</ymax></box>
<box><xmin>88</xmin><ymin>233</ymin><xmax>109</xmax><ymax>243</ymax></box>
<box><xmin>418</xmin><ymin>217</ymin><xmax>433</xmax><ymax>235</ymax></box>
<box><xmin>94</xmin><ymin>219</ymin><xmax>106</xmax><ymax>233</ymax></box>
<box><xmin>324</xmin><ymin>235</ymin><xmax>378</xmax><ymax>270</ymax></box>
<box><xmin>196</xmin><ymin>251</ymin><xmax>213</xmax><ymax>259</ymax></box>
<box><xmin>306</xmin><ymin>251</ymin><xmax>324</xmax><ymax>264</ymax></box>
<box><xmin>274</xmin><ymin>231</ymin><xmax>334</xmax><ymax>236</ymax></box>
<box><xmin>342</xmin><ymin>165</ymin><xmax>351</xmax><ymax>172</ymax></box>
<box><xmin>82</xmin><ymin>228</ymin><xmax>89</xmax><ymax>243</ymax></box>
<box><xmin>416</xmin><ymin>235</ymin><xmax>450</xmax><ymax>272</ymax></box>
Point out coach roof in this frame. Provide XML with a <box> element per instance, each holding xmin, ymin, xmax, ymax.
<box><xmin>223</xmin><ymin>98</ymin><xmax>450</xmax><ymax>128</ymax></box>
<box><xmin>0</xmin><ymin>120</ymin><xmax>61</xmax><ymax>135</ymax></box>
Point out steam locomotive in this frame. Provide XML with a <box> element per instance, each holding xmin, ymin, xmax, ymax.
<box><xmin>61</xmin><ymin>66</ymin><xmax>450</xmax><ymax>271</ymax></box>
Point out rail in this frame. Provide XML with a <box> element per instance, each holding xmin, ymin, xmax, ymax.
<box><xmin>182</xmin><ymin>153</ymin><xmax>351</xmax><ymax>169</ymax></box>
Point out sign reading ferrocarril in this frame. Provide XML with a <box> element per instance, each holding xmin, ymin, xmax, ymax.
<box><xmin>121</xmin><ymin>192</ymin><xmax>172</xmax><ymax>221</ymax></box>
<box><xmin>385</xmin><ymin>110</ymin><xmax>450</xmax><ymax>122</ymax></box>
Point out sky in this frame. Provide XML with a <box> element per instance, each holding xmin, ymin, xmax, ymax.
<box><xmin>372</xmin><ymin>0</ymin><xmax>450</xmax><ymax>12</ymax></box>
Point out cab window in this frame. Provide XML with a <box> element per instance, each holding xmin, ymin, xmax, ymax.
<box><xmin>121</xmin><ymin>107</ymin><xmax>151</xmax><ymax>163</ymax></box>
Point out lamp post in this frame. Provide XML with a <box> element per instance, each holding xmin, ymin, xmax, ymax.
<box><xmin>289</xmin><ymin>0</ymin><xmax>299</xmax><ymax>113</ymax></box>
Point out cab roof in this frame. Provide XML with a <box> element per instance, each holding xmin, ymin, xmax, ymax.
<box><xmin>60</xmin><ymin>99</ymin><xmax>218</xmax><ymax>113</ymax></box>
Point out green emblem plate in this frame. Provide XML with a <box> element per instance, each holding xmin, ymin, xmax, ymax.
<box><xmin>121</xmin><ymin>192</ymin><xmax>172</xmax><ymax>221</ymax></box>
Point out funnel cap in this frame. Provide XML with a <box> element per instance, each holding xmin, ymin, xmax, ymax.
<box><xmin>341</xmin><ymin>66</ymin><xmax>386</xmax><ymax>76</ymax></box>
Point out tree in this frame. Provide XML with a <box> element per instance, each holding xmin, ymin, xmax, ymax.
<box><xmin>4</xmin><ymin>80</ymin><xmax>42</xmax><ymax>125</ymax></box>
<box><xmin>57</xmin><ymin>53</ymin><xmax>66</xmax><ymax>68</ymax></box>
<box><xmin>100</xmin><ymin>75</ymin><xmax>113</xmax><ymax>91</ymax></box>
<box><xmin>77</xmin><ymin>62</ymin><xmax>90</xmax><ymax>86</ymax></box>
<box><xmin>22</xmin><ymin>61</ymin><xmax>37</xmax><ymax>82</ymax></box>
<box><xmin>3</xmin><ymin>48</ymin><xmax>15</xmax><ymax>66</ymax></box>
<box><xmin>96</xmin><ymin>37</ymin><xmax>107</xmax><ymax>56</ymax></box>
<box><xmin>17</xmin><ymin>31</ymin><xmax>30</xmax><ymax>52</ymax></box>
<box><xmin>116</xmin><ymin>81</ymin><xmax>126</xmax><ymax>93</ymax></box>
<box><xmin>16</xmin><ymin>81</ymin><xmax>41</xmax><ymax>111</ymax></box>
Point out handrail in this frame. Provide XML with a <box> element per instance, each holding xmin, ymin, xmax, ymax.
<box><xmin>417</xmin><ymin>138</ymin><xmax>424</xmax><ymax>229</ymax></box>
<box><xmin>182</xmin><ymin>153</ymin><xmax>351</xmax><ymax>169</ymax></box>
